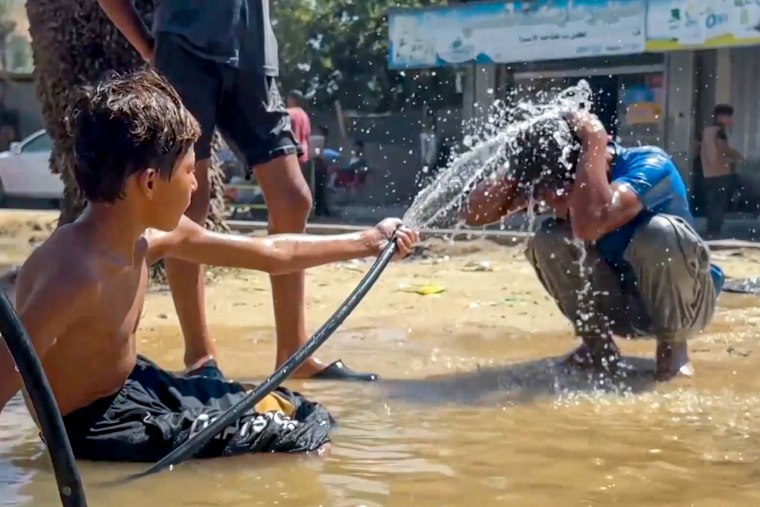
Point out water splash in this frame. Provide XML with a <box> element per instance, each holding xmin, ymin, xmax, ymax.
<box><xmin>573</xmin><ymin>238</ymin><xmax>593</xmax><ymax>330</ymax></box>
<box><xmin>572</xmin><ymin>238</ymin><xmax>617</xmax><ymax>370</ymax></box>
<box><xmin>402</xmin><ymin>81</ymin><xmax>593</xmax><ymax>230</ymax></box>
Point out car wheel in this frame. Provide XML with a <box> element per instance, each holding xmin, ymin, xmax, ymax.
<box><xmin>0</xmin><ymin>180</ymin><xmax>6</xmax><ymax>208</ymax></box>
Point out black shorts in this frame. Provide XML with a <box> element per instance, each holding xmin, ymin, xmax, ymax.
<box><xmin>153</xmin><ymin>33</ymin><xmax>302</xmax><ymax>167</ymax></box>
<box><xmin>61</xmin><ymin>356</ymin><xmax>333</xmax><ymax>462</ymax></box>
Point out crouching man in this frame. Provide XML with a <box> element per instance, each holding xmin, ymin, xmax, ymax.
<box><xmin>462</xmin><ymin>110</ymin><xmax>723</xmax><ymax>381</ymax></box>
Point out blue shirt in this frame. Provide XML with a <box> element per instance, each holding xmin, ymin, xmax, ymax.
<box><xmin>595</xmin><ymin>144</ymin><xmax>725</xmax><ymax>292</ymax></box>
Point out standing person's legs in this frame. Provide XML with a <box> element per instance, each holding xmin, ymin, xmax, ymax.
<box><xmin>525</xmin><ymin>218</ymin><xmax>649</xmax><ymax>368</ymax></box>
<box><xmin>623</xmin><ymin>214</ymin><xmax>716</xmax><ymax>380</ymax></box>
<box><xmin>218</xmin><ymin>70</ymin><xmax>377</xmax><ymax>381</ymax></box>
<box><xmin>313</xmin><ymin>157</ymin><xmax>331</xmax><ymax>216</ymax></box>
<box><xmin>154</xmin><ymin>35</ymin><xmax>222</xmax><ymax>374</ymax></box>
<box><xmin>704</xmin><ymin>175</ymin><xmax>733</xmax><ymax>238</ymax></box>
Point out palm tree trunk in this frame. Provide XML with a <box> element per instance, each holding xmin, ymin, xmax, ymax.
<box><xmin>26</xmin><ymin>0</ymin><xmax>229</xmax><ymax>234</ymax></box>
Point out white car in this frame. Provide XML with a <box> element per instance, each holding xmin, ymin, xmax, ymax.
<box><xmin>0</xmin><ymin>129</ymin><xmax>63</xmax><ymax>205</ymax></box>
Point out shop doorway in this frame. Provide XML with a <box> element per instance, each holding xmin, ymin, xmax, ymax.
<box><xmin>585</xmin><ymin>75</ymin><xmax>619</xmax><ymax>139</ymax></box>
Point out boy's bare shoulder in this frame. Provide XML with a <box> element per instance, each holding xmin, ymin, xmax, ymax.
<box><xmin>17</xmin><ymin>228</ymin><xmax>103</xmax><ymax>307</ymax></box>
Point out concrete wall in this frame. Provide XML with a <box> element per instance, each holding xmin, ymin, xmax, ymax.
<box><xmin>462</xmin><ymin>64</ymin><xmax>496</xmax><ymax>135</ymax></box>
<box><xmin>729</xmin><ymin>46</ymin><xmax>760</xmax><ymax>161</ymax></box>
<box><xmin>664</xmin><ymin>51</ymin><xmax>697</xmax><ymax>181</ymax></box>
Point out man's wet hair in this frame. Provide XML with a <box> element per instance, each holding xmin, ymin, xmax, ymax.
<box><xmin>714</xmin><ymin>104</ymin><xmax>734</xmax><ymax>118</ymax></box>
<box><xmin>67</xmin><ymin>67</ymin><xmax>201</xmax><ymax>203</ymax></box>
<box><xmin>506</xmin><ymin>112</ymin><xmax>581</xmax><ymax>197</ymax></box>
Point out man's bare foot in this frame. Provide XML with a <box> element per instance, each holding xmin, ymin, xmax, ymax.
<box><xmin>566</xmin><ymin>338</ymin><xmax>621</xmax><ymax>372</ymax></box>
<box><xmin>655</xmin><ymin>341</ymin><xmax>694</xmax><ymax>381</ymax></box>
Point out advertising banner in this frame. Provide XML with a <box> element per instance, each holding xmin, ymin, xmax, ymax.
<box><xmin>388</xmin><ymin>0</ymin><xmax>647</xmax><ymax>69</ymax></box>
<box><xmin>646</xmin><ymin>0</ymin><xmax>760</xmax><ymax>51</ymax></box>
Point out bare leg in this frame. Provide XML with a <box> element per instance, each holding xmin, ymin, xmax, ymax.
<box><xmin>254</xmin><ymin>155</ymin><xmax>378</xmax><ymax>380</ymax></box>
<box><xmin>253</xmin><ymin>154</ymin><xmax>325</xmax><ymax>378</ymax></box>
<box><xmin>655</xmin><ymin>340</ymin><xmax>694</xmax><ymax>381</ymax></box>
<box><xmin>623</xmin><ymin>215</ymin><xmax>715</xmax><ymax>381</ymax></box>
<box><xmin>526</xmin><ymin>219</ymin><xmax>631</xmax><ymax>374</ymax></box>
<box><xmin>165</xmin><ymin>158</ymin><xmax>218</xmax><ymax>368</ymax></box>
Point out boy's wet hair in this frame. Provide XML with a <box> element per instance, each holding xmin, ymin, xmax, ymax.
<box><xmin>506</xmin><ymin>112</ymin><xmax>581</xmax><ymax>197</ymax></box>
<box><xmin>67</xmin><ymin>67</ymin><xmax>201</xmax><ymax>203</ymax></box>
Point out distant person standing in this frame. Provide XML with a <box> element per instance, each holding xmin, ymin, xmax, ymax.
<box><xmin>310</xmin><ymin>125</ymin><xmax>332</xmax><ymax>217</ymax></box>
<box><xmin>701</xmin><ymin>104</ymin><xmax>744</xmax><ymax>238</ymax></box>
<box><xmin>287</xmin><ymin>90</ymin><xmax>311</xmax><ymax>166</ymax></box>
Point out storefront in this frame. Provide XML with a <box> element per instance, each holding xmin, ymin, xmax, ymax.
<box><xmin>507</xmin><ymin>54</ymin><xmax>667</xmax><ymax>148</ymax></box>
<box><xmin>388</xmin><ymin>0</ymin><xmax>760</xmax><ymax>200</ymax></box>
<box><xmin>388</xmin><ymin>1</ymin><xmax>661</xmax><ymax>145</ymax></box>
<box><xmin>646</xmin><ymin>1</ymin><xmax>760</xmax><ymax>211</ymax></box>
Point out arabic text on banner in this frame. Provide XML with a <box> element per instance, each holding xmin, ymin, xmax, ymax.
<box><xmin>388</xmin><ymin>0</ymin><xmax>647</xmax><ymax>70</ymax></box>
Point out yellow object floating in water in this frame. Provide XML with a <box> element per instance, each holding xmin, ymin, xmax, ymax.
<box><xmin>400</xmin><ymin>283</ymin><xmax>446</xmax><ymax>295</ymax></box>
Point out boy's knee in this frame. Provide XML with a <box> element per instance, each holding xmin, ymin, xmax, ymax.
<box><xmin>267</xmin><ymin>187</ymin><xmax>313</xmax><ymax>233</ymax></box>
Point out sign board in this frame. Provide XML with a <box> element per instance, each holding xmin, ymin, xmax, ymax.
<box><xmin>646</xmin><ymin>0</ymin><xmax>760</xmax><ymax>51</ymax></box>
<box><xmin>388</xmin><ymin>0</ymin><xmax>647</xmax><ymax>69</ymax></box>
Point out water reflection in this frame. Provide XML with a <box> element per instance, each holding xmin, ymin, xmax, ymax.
<box><xmin>4</xmin><ymin>322</ymin><xmax>760</xmax><ymax>506</ymax></box>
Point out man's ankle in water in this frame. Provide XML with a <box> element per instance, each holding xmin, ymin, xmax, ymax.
<box><xmin>655</xmin><ymin>335</ymin><xmax>694</xmax><ymax>381</ymax></box>
<box><xmin>567</xmin><ymin>335</ymin><xmax>620</xmax><ymax>370</ymax></box>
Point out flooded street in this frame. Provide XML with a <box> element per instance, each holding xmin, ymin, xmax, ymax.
<box><xmin>3</xmin><ymin>212</ymin><xmax>760</xmax><ymax>506</ymax></box>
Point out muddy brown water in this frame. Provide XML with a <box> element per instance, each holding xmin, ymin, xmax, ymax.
<box><xmin>2</xmin><ymin>216</ymin><xmax>760</xmax><ymax>505</ymax></box>
<box><xmin>4</xmin><ymin>309</ymin><xmax>760</xmax><ymax>507</ymax></box>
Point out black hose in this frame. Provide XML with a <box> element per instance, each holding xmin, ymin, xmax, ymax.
<box><xmin>128</xmin><ymin>237</ymin><xmax>400</xmax><ymax>481</ymax></box>
<box><xmin>0</xmin><ymin>291</ymin><xmax>87</xmax><ymax>507</ymax></box>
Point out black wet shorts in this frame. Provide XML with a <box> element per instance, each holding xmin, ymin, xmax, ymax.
<box><xmin>153</xmin><ymin>33</ymin><xmax>302</xmax><ymax>167</ymax></box>
<box><xmin>62</xmin><ymin>356</ymin><xmax>333</xmax><ymax>462</ymax></box>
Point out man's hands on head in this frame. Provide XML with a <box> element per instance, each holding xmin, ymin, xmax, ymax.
<box><xmin>368</xmin><ymin>218</ymin><xmax>420</xmax><ymax>260</ymax></box>
<box><xmin>563</xmin><ymin>110</ymin><xmax>607</xmax><ymax>146</ymax></box>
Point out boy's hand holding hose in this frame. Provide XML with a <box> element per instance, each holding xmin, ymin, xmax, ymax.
<box><xmin>364</xmin><ymin>218</ymin><xmax>420</xmax><ymax>260</ymax></box>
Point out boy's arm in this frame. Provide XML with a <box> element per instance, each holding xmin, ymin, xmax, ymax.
<box><xmin>147</xmin><ymin>216</ymin><xmax>418</xmax><ymax>275</ymax></box>
<box><xmin>461</xmin><ymin>169</ymin><xmax>526</xmax><ymax>226</ymax></box>
<box><xmin>0</xmin><ymin>278</ymin><xmax>92</xmax><ymax>413</ymax></box>
<box><xmin>97</xmin><ymin>0</ymin><xmax>154</xmax><ymax>61</ymax></box>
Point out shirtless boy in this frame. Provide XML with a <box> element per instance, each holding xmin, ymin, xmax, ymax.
<box><xmin>0</xmin><ymin>69</ymin><xmax>418</xmax><ymax>461</ymax></box>
<box><xmin>462</xmin><ymin>110</ymin><xmax>722</xmax><ymax>381</ymax></box>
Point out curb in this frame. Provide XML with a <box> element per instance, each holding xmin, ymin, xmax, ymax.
<box><xmin>227</xmin><ymin>219</ymin><xmax>533</xmax><ymax>243</ymax></box>
<box><xmin>227</xmin><ymin>219</ymin><xmax>760</xmax><ymax>250</ymax></box>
